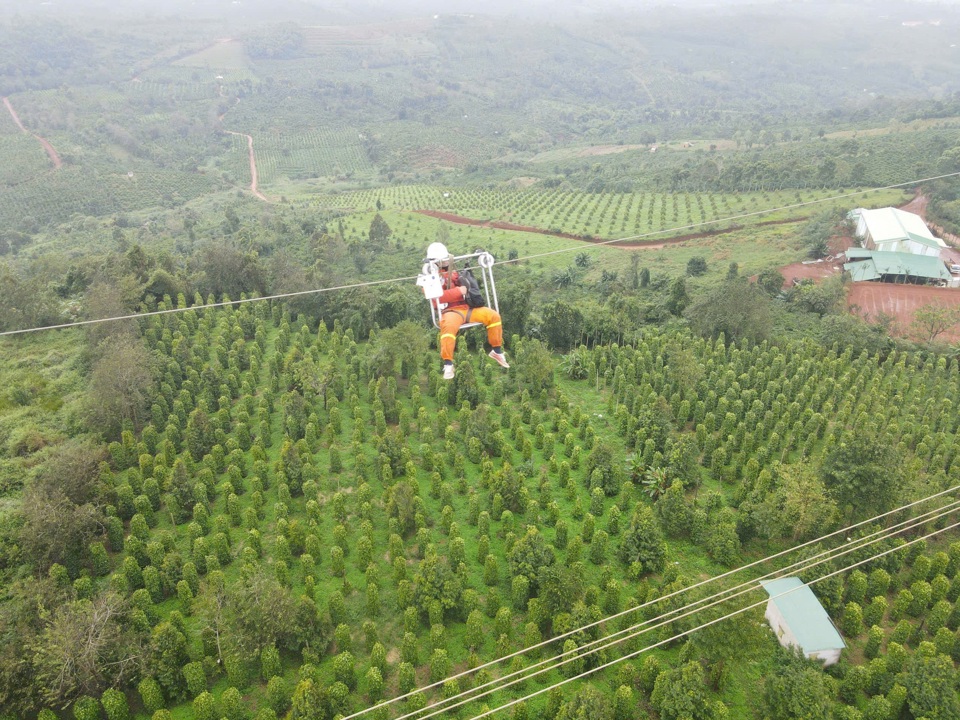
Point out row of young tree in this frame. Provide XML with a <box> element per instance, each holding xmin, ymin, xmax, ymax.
<box><xmin>3</xmin><ymin>277</ymin><xmax>960</xmax><ymax>719</ymax></box>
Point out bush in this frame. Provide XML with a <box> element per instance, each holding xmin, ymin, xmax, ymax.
<box><xmin>267</xmin><ymin>676</ymin><xmax>289</xmax><ymax>714</ymax></box>
<box><xmin>686</xmin><ymin>256</ymin><xmax>707</xmax><ymax>276</ymax></box>
<box><xmin>221</xmin><ymin>687</ymin><xmax>247</xmax><ymax>720</ymax></box>
<box><xmin>73</xmin><ymin>696</ymin><xmax>100</xmax><ymax>720</ymax></box>
<box><xmin>183</xmin><ymin>660</ymin><xmax>206</xmax><ymax>698</ymax></box>
<box><xmin>193</xmin><ymin>691</ymin><xmax>218</xmax><ymax>720</ymax></box>
<box><xmin>101</xmin><ymin>688</ymin><xmax>129</xmax><ymax>720</ymax></box>
<box><xmin>139</xmin><ymin>677</ymin><xmax>164</xmax><ymax>715</ymax></box>
<box><xmin>261</xmin><ymin>645</ymin><xmax>282</xmax><ymax>681</ymax></box>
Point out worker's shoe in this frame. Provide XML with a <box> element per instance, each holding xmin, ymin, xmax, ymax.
<box><xmin>488</xmin><ymin>350</ymin><xmax>510</xmax><ymax>369</ymax></box>
<box><xmin>442</xmin><ymin>364</ymin><xmax>455</xmax><ymax>380</ymax></box>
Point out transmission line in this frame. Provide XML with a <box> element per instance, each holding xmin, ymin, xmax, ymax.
<box><xmin>2</xmin><ymin>170</ymin><xmax>957</xmax><ymax>339</ymax></box>
<box><xmin>467</xmin><ymin>516</ymin><xmax>960</xmax><ymax>720</ymax></box>
<box><xmin>389</xmin><ymin>497</ymin><xmax>960</xmax><ymax>720</ymax></box>
<box><xmin>343</xmin><ymin>485</ymin><xmax>960</xmax><ymax>720</ymax></box>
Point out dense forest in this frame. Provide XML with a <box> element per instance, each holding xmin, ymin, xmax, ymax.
<box><xmin>2</xmin><ymin>1</ymin><xmax>960</xmax><ymax>719</ymax></box>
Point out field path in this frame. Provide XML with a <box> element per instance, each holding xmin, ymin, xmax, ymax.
<box><xmin>414</xmin><ymin>209</ymin><xmax>803</xmax><ymax>248</ymax></box>
<box><xmin>225</xmin><ymin>130</ymin><xmax>268</xmax><ymax>202</ymax></box>
<box><xmin>628</xmin><ymin>69</ymin><xmax>657</xmax><ymax>106</ymax></box>
<box><xmin>3</xmin><ymin>96</ymin><xmax>62</xmax><ymax>170</ymax></box>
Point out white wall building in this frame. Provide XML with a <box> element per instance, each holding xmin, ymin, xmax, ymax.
<box><xmin>852</xmin><ymin>207</ymin><xmax>947</xmax><ymax>258</ymax></box>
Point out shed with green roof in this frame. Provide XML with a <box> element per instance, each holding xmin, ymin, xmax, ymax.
<box><xmin>843</xmin><ymin>249</ymin><xmax>953</xmax><ymax>284</ymax></box>
<box><xmin>761</xmin><ymin>577</ymin><xmax>846</xmax><ymax>666</ymax></box>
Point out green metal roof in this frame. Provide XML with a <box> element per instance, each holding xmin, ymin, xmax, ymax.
<box><xmin>761</xmin><ymin>577</ymin><xmax>846</xmax><ymax>653</ymax></box>
<box><xmin>845</xmin><ymin>260</ymin><xmax>880</xmax><ymax>281</ymax></box>
<box><xmin>844</xmin><ymin>250</ymin><xmax>953</xmax><ymax>282</ymax></box>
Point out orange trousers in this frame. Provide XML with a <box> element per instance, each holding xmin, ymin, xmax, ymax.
<box><xmin>439</xmin><ymin>306</ymin><xmax>503</xmax><ymax>362</ymax></box>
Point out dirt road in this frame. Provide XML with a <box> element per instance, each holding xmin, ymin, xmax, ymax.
<box><xmin>900</xmin><ymin>192</ymin><xmax>960</xmax><ymax>259</ymax></box>
<box><xmin>224</xmin><ymin>130</ymin><xmax>267</xmax><ymax>202</ymax></box>
<box><xmin>414</xmin><ymin>210</ymin><xmax>804</xmax><ymax>248</ymax></box>
<box><xmin>3</xmin><ymin>96</ymin><xmax>62</xmax><ymax>169</ymax></box>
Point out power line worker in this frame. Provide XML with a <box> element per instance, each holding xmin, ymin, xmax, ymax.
<box><xmin>422</xmin><ymin>242</ymin><xmax>509</xmax><ymax>380</ymax></box>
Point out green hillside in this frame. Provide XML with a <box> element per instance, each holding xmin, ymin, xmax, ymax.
<box><xmin>2</xmin><ymin>296</ymin><xmax>960</xmax><ymax>719</ymax></box>
<box><xmin>2</xmin><ymin>1</ymin><xmax>960</xmax><ymax>719</ymax></box>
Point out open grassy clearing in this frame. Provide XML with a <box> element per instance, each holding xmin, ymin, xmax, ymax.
<box><xmin>173</xmin><ymin>40</ymin><xmax>250</xmax><ymax>72</ymax></box>
<box><xmin>0</xmin><ymin>331</ymin><xmax>88</xmax><ymax>500</ymax></box>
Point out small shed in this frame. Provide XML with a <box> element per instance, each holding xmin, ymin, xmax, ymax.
<box><xmin>761</xmin><ymin>577</ymin><xmax>846</xmax><ymax>666</ymax></box>
<box><xmin>843</xmin><ymin>249</ymin><xmax>953</xmax><ymax>284</ymax></box>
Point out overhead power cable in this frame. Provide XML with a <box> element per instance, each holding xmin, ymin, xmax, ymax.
<box><xmin>390</xmin><ymin>498</ymin><xmax>960</xmax><ymax>720</ymax></box>
<box><xmin>0</xmin><ymin>276</ymin><xmax>419</xmax><ymax>338</ymax></box>
<box><xmin>467</xmin><ymin>517</ymin><xmax>960</xmax><ymax>720</ymax></box>
<box><xmin>379</xmin><ymin>497</ymin><xmax>960</xmax><ymax>720</ymax></box>
<box><xmin>2</xmin><ymin>170</ymin><xmax>957</xmax><ymax>339</ymax></box>
<box><xmin>341</xmin><ymin>484</ymin><xmax>960</xmax><ymax>720</ymax></box>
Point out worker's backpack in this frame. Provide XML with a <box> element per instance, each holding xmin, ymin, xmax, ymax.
<box><xmin>459</xmin><ymin>269</ymin><xmax>485</xmax><ymax>308</ymax></box>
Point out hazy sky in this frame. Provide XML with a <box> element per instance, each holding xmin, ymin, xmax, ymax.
<box><xmin>1</xmin><ymin>0</ymin><xmax>957</xmax><ymax>23</ymax></box>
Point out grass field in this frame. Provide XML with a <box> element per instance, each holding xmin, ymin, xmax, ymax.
<box><xmin>0</xmin><ymin>330</ymin><xmax>87</xmax><ymax>501</ymax></box>
<box><xmin>173</xmin><ymin>40</ymin><xmax>250</xmax><ymax>71</ymax></box>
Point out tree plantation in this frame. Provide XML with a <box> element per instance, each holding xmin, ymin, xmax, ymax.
<box><xmin>2</xmin><ymin>290</ymin><xmax>960</xmax><ymax>719</ymax></box>
<box><xmin>3</xmin><ymin>1</ymin><xmax>960</xmax><ymax>718</ymax></box>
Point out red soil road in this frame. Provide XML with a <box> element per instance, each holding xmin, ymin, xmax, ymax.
<box><xmin>901</xmin><ymin>192</ymin><xmax>960</xmax><ymax>261</ymax></box>
<box><xmin>224</xmin><ymin>130</ymin><xmax>268</xmax><ymax>202</ymax></box>
<box><xmin>414</xmin><ymin>210</ymin><xmax>804</xmax><ymax>249</ymax></box>
<box><xmin>3</xmin><ymin>96</ymin><xmax>62</xmax><ymax>169</ymax></box>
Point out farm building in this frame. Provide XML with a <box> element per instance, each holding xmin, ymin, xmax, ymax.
<box><xmin>761</xmin><ymin>577</ymin><xmax>846</xmax><ymax>666</ymax></box>
<box><xmin>851</xmin><ymin>207</ymin><xmax>947</xmax><ymax>257</ymax></box>
<box><xmin>843</xmin><ymin>248</ymin><xmax>955</xmax><ymax>285</ymax></box>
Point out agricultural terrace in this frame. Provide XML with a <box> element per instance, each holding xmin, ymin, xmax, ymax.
<box><xmin>10</xmin><ymin>300</ymin><xmax>960</xmax><ymax>719</ymax></box>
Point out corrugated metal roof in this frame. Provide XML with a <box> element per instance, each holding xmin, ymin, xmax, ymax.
<box><xmin>844</xmin><ymin>250</ymin><xmax>953</xmax><ymax>281</ymax></box>
<box><xmin>762</xmin><ymin>577</ymin><xmax>846</xmax><ymax>653</ymax></box>
<box><xmin>845</xmin><ymin>259</ymin><xmax>880</xmax><ymax>281</ymax></box>
<box><xmin>856</xmin><ymin>207</ymin><xmax>938</xmax><ymax>245</ymax></box>
<box><xmin>905</xmin><ymin>231</ymin><xmax>941</xmax><ymax>249</ymax></box>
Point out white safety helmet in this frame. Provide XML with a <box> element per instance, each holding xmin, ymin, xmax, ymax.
<box><xmin>426</xmin><ymin>242</ymin><xmax>452</xmax><ymax>267</ymax></box>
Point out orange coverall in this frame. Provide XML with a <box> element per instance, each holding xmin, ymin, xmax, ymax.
<box><xmin>435</xmin><ymin>269</ymin><xmax>503</xmax><ymax>362</ymax></box>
